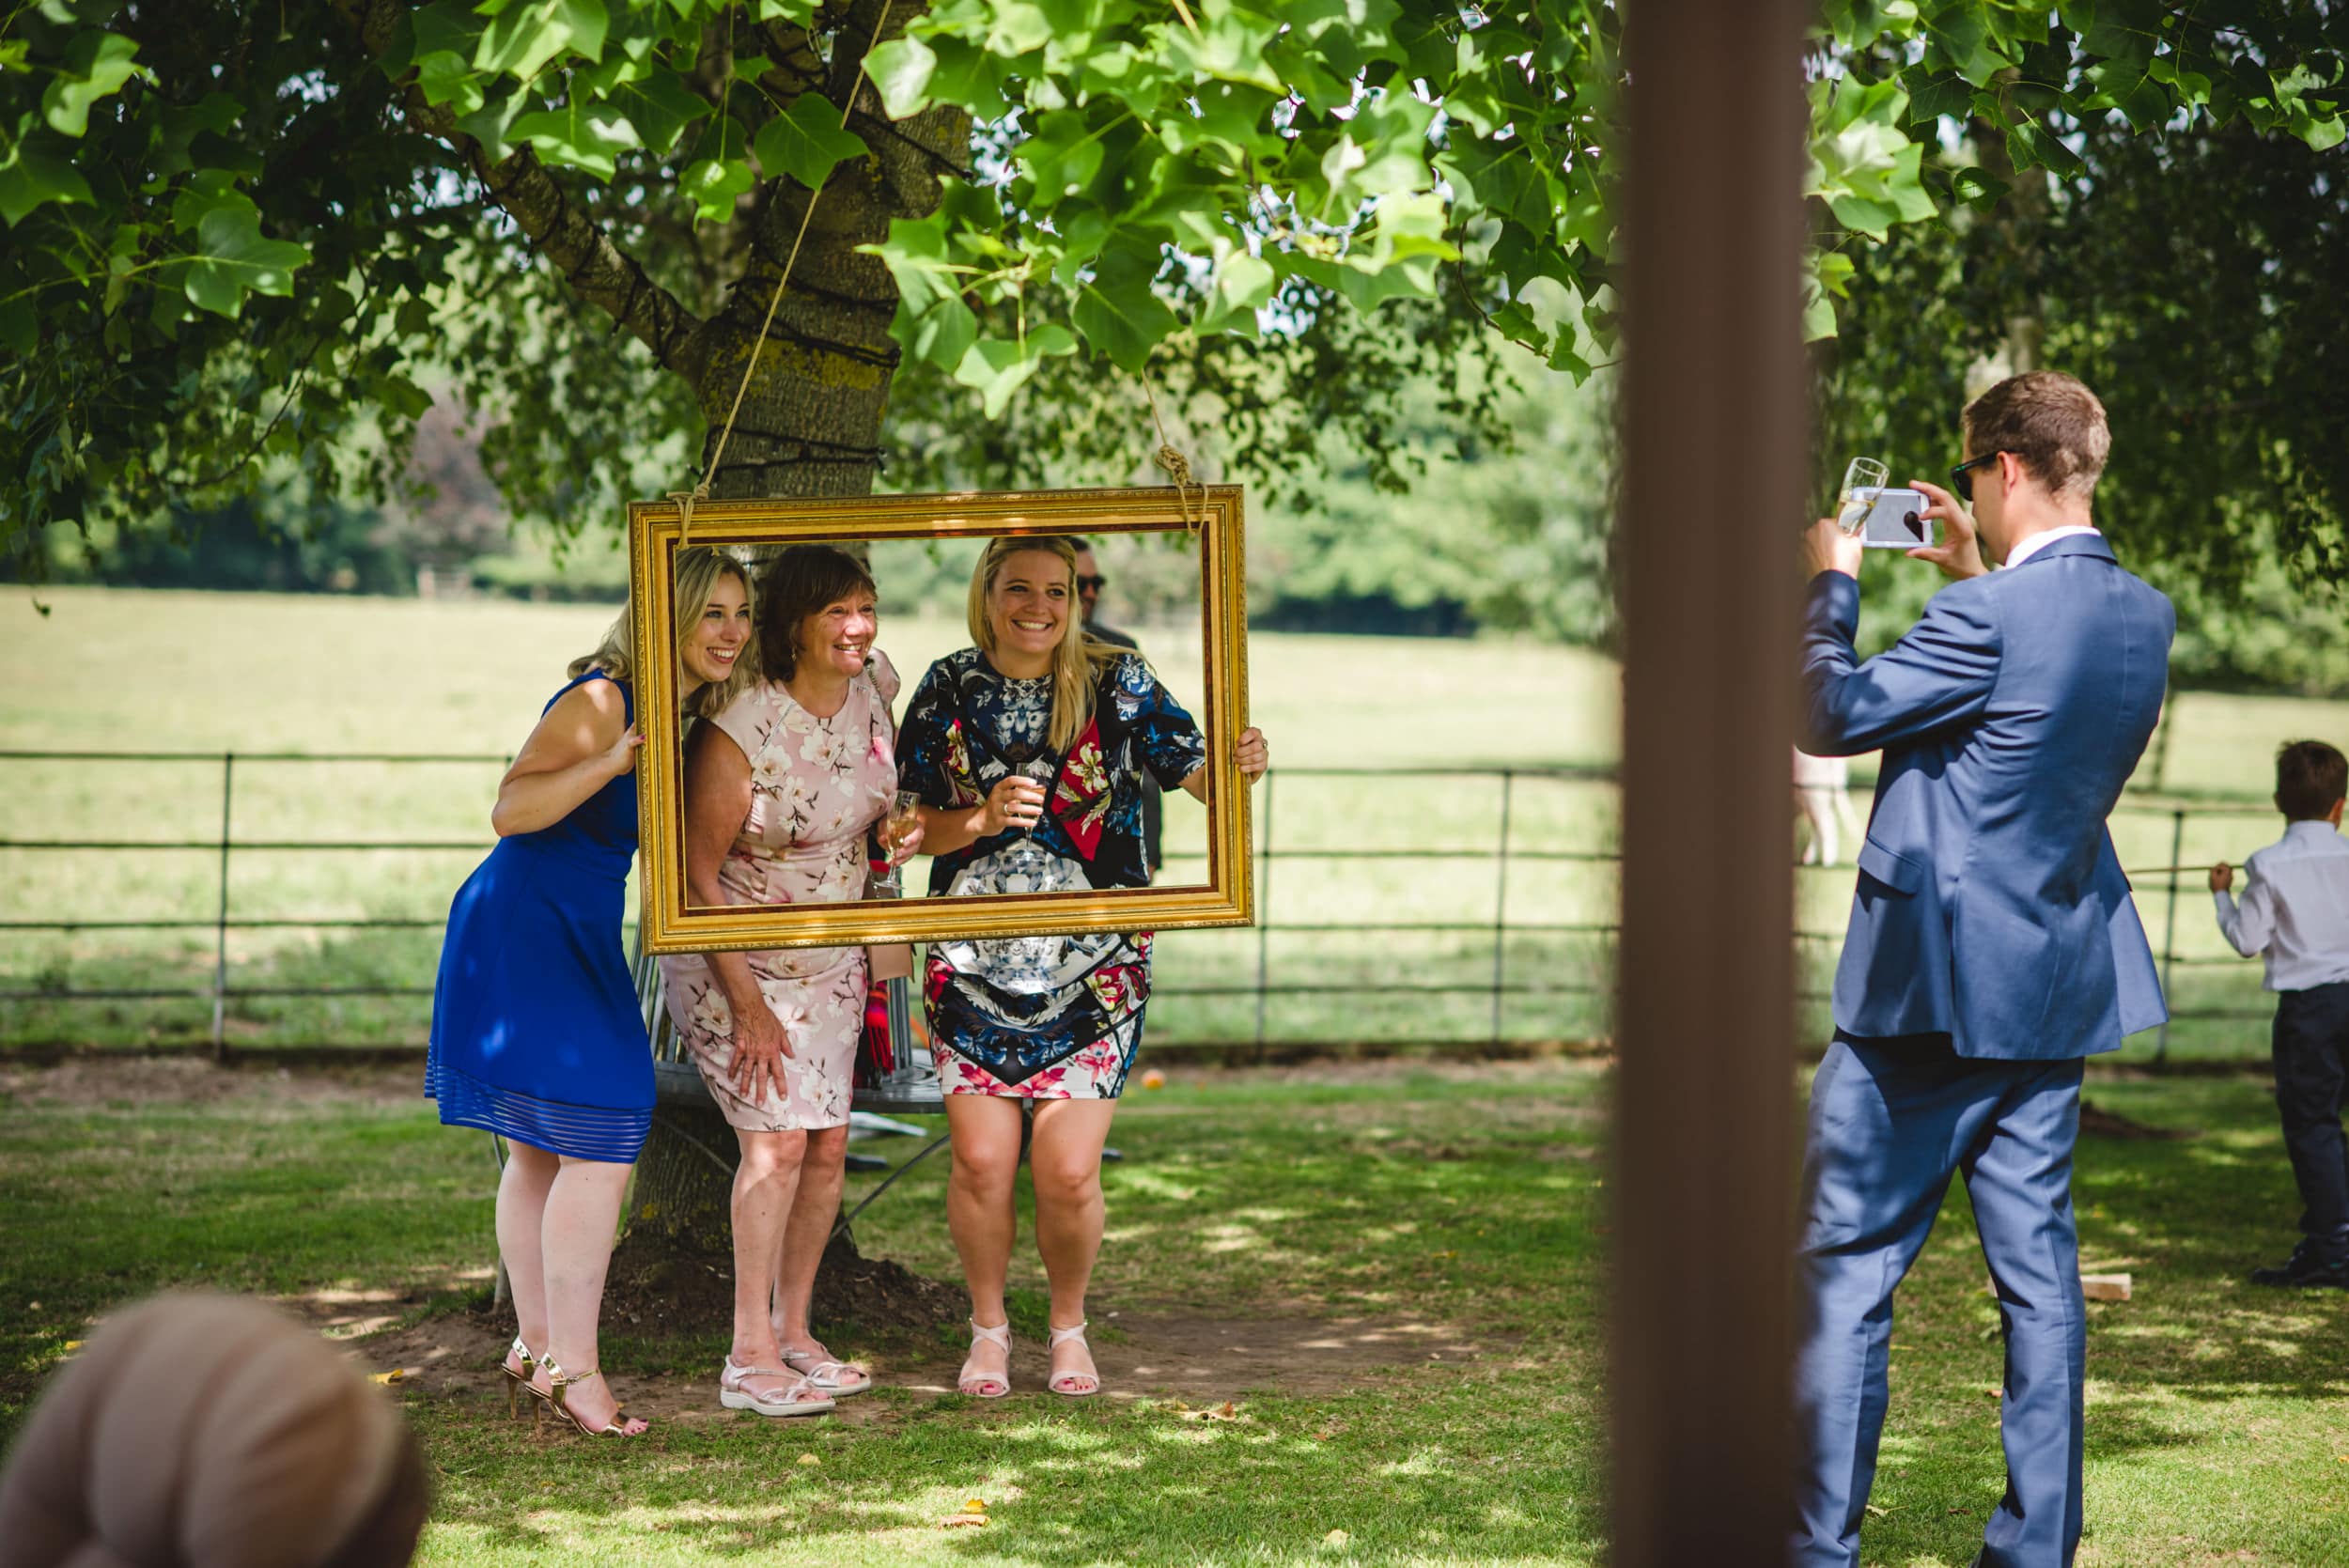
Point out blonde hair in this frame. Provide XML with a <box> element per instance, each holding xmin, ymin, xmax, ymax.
<box><xmin>569</xmin><ymin>546</ymin><xmax>756</xmax><ymax>719</ymax></box>
<box><xmin>967</xmin><ymin>536</ymin><xmax>1121</xmax><ymax>753</ymax></box>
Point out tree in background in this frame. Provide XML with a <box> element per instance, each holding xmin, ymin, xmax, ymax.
<box><xmin>1823</xmin><ymin>93</ymin><xmax>2349</xmax><ymax>686</ymax></box>
<box><xmin>6</xmin><ymin>3</ymin><xmax>2339</xmax><ymax>569</ymax></box>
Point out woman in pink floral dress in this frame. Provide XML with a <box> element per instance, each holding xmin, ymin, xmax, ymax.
<box><xmin>659</xmin><ymin>545</ymin><xmax>917</xmax><ymax>1419</ymax></box>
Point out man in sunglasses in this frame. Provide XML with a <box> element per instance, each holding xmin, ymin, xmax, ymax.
<box><xmin>1073</xmin><ymin>540</ymin><xmax>1162</xmax><ymax>880</ymax></box>
<box><xmin>1790</xmin><ymin>371</ymin><xmax>2176</xmax><ymax>1568</ymax></box>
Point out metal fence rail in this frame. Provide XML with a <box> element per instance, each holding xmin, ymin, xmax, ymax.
<box><xmin>0</xmin><ymin>749</ymin><xmax>2286</xmax><ymax>1059</ymax></box>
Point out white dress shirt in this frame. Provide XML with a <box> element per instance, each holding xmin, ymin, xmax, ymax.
<box><xmin>2213</xmin><ymin>818</ymin><xmax>2349</xmax><ymax>990</ymax></box>
<box><xmin>1999</xmin><ymin>524</ymin><xmax>2103</xmax><ymax>569</ymax></box>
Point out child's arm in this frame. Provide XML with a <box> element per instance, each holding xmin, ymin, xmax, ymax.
<box><xmin>2210</xmin><ymin>862</ymin><xmax>2274</xmax><ymax>957</ymax></box>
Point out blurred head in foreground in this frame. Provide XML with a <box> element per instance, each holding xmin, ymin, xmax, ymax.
<box><xmin>0</xmin><ymin>1291</ymin><xmax>428</xmax><ymax>1568</ymax></box>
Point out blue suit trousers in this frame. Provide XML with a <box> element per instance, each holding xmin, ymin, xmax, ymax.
<box><xmin>1792</xmin><ymin>1036</ymin><xmax>2087</xmax><ymax>1568</ymax></box>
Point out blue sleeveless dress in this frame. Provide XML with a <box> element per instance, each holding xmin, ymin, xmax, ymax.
<box><xmin>425</xmin><ymin>671</ymin><xmax>652</xmax><ymax>1161</ymax></box>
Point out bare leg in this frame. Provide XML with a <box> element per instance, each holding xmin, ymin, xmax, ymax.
<box><xmin>774</xmin><ymin>1123</ymin><xmax>850</xmax><ymax>1357</ymax></box>
<box><xmin>529</xmin><ymin>1154</ymin><xmax>646</xmax><ymax>1435</ymax></box>
<box><xmin>945</xmin><ymin>1095</ymin><xmax>1024</xmax><ymax>1389</ymax></box>
<box><xmin>496</xmin><ymin>1141</ymin><xmax>559</xmax><ymax>1377</ymax></box>
<box><xmin>726</xmin><ymin>1128</ymin><xmax>807</xmax><ymax>1404</ymax></box>
<box><xmin>1029</xmin><ymin>1098</ymin><xmax>1118</xmax><ymax>1392</ymax></box>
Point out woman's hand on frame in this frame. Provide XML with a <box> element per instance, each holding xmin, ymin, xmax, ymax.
<box><xmin>1234</xmin><ymin>727</ymin><xmax>1269</xmax><ymax>783</ymax></box>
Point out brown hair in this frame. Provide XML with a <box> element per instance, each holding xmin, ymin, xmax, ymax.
<box><xmin>2275</xmin><ymin>739</ymin><xmax>2348</xmax><ymax>821</ymax></box>
<box><xmin>758</xmin><ymin>544</ymin><xmax>878</xmax><ymax>682</ymax></box>
<box><xmin>1961</xmin><ymin>370</ymin><xmax>2110</xmax><ymax>503</ymax></box>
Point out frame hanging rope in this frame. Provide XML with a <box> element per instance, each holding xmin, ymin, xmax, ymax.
<box><xmin>669</xmin><ymin>0</ymin><xmax>898</xmax><ymax>541</ymax></box>
<box><xmin>1140</xmin><ymin>371</ymin><xmax>1204</xmax><ymax>532</ymax></box>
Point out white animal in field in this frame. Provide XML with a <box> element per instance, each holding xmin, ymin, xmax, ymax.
<box><xmin>1794</xmin><ymin>747</ymin><xmax>1865</xmax><ymax>867</ymax></box>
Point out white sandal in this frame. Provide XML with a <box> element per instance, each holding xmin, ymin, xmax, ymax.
<box><xmin>781</xmin><ymin>1343</ymin><xmax>874</xmax><ymax>1397</ymax></box>
<box><xmin>719</xmin><ymin>1357</ymin><xmax>835</xmax><ymax>1418</ymax></box>
<box><xmin>957</xmin><ymin>1319</ymin><xmax>1012</xmax><ymax>1399</ymax></box>
<box><xmin>1047</xmin><ymin>1321</ymin><xmax>1100</xmax><ymax>1398</ymax></box>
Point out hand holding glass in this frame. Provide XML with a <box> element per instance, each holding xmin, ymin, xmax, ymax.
<box><xmin>1836</xmin><ymin>457</ymin><xmax>1890</xmax><ymax>534</ymax></box>
<box><xmin>873</xmin><ymin>790</ymin><xmax>924</xmax><ymax>895</ymax></box>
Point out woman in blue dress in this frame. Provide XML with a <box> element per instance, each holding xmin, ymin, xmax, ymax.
<box><xmin>897</xmin><ymin>536</ymin><xmax>1268</xmax><ymax>1400</ymax></box>
<box><xmin>427</xmin><ymin>547</ymin><xmax>755</xmax><ymax>1438</ymax></box>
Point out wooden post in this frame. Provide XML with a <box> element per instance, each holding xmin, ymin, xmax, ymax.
<box><xmin>1611</xmin><ymin>1</ymin><xmax>1808</xmax><ymax>1562</ymax></box>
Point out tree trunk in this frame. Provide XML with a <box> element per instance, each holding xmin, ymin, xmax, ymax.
<box><xmin>613</xmin><ymin>79</ymin><xmax>970</xmax><ymax>1315</ymax></box>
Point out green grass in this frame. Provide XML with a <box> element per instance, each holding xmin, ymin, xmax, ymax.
<box><xmin>2</xmin><ymin>1060</ymin><xmax>2343</xmax><ymax>1564</ymax></box>
<box><xmin>4</xmin><ymin>586</ymin><xmax>2346</xmax><ymax>1059</ymax></box>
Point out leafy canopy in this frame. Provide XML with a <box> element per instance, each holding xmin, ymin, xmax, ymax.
<box><xmin>2</xmin><ymin>0</ymin><xmax>2341</xmax><ymax>572</ymax></box>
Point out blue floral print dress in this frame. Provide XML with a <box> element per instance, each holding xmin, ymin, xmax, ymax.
<box><xmin>896</xmin><ymin>646</ymin><xmax>1207</xmax><ymax>1098</ymax></box>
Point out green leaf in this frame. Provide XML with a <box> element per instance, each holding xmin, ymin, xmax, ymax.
<box><xmin>865</xmin><ymin>37</ymin><xmax>937</xmax><ymax>120</ymax></box>
<box><xmin>510</xmin><ymin>99</ymin><xmax>641</xmax><ymax>179</ymax></box>
<box><xmin>952</xmin><ymin>324</ymin><xmax>1078</xmax><ymax>418</ymax></box>
<box><xmin>40</xmin><ymin>31</ymin><xmax>147</xmax><ymax>138</ymax></box>
<box><xmin>476</xmin><ymin>0</ymin><xmax>609</xmax><ymax>82</ymax></box>
<box><xmin>865</xmin><ymin>211</ymin><xmax>980</xmax><ymax>370</ymax></box>
<box><xmin>458</xmin><ymin>86</ymin><xmax>533</xmax><ymax>161</ymax></box>
<box><xmin>680</xmin><ymin>156</ymin><xmax>753</xmax><ymax>223</ymax></box>
<box><xmin>415</xmin><ymin>51</ymin><xmax>488</xmax><ymax>113</ymax></box>
<box><xmin>1071</xmin><ymin>243</ymin><xmax>1178</xmax><ymax>373</ymax></box>
<box><xmin>753</xmin><ymin>95</ymin><xmax>868</xmax><ymax>189</ymax></box>
<box><xmin>607</xmin><ymin>71</ymin><xmax>709</xmax><ymax>156</ymax></box>
<box><xmin>181</xmin><ymin>204</ymin><xmax>308</xmax><ymax>318</ymax></box>
<box><xmin>0</xmin><ymin>138</ymin><xmax>94</xmax><ymax>226</ymax></box>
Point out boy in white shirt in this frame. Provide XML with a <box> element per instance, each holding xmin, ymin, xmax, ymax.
<box><xmin>2211</xmin><ymin>738</ymin><xmax>2349</xmax><ymax>1290</ymax></box>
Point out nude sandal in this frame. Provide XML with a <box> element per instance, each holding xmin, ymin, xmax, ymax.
<box><xmin>720</xmin><ymin>1357</ymin><xmax>835</xmax><ymax>1419</ymax></box>
<box><xmin>957</xmin><ymin>1319</ymin><xmax>1012</xmax><ymax>1399</ymax></box>
<box><xmin>1047</xmin><ymin>1321</ymin><xmax>1100</xmax><ymax>1398</ymax></box>
<box><xmin>781</xmin><ymin>1344</ymin><xmax>874</xmax><ymax>1397</ymax></box>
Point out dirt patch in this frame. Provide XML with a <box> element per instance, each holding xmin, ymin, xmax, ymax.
<box><xmin>597</xmin><ymin>1235</ymin><xmax>968</xmax><ymax>1342</ymax></box>
<box><xmin>318</xmin><ymin>1299</ymin><xmax>1519</xmax><ymax>1428</ymax></box>
<box><xmin>0</xmin><ymin>1054</ymin><xmax>418</xmax><ymax>1110</ymax></box>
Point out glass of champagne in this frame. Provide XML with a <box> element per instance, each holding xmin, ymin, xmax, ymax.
<box><xmin>874</xmin><ymin>789</ymin><xmax>922</xmax><ymax>895</ymax></box>
<box><xmin>1837</xmin><ymin>457</ymin><xmax>1889</xmax><ymax>534</ymax></box>
<box><xmin>1018</xmin><ymin>760</ymin><xmax>1056</xmax><ymax>839</ymax></box>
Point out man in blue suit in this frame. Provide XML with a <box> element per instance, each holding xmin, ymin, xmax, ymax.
<box><xmin>1791</xmin><ymin>371</ymin><xmax>2175</xmax><ymax>1568</ymax></box>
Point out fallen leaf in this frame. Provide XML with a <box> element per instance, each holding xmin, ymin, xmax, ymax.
<box><xmin>796</xmin><ymin>1453</ymin><xmax>821</xmax><ymax>1467</ymax></box>
<box><xmin>369</xmin><ymin>1367</ymin><xmax>421</xmax><ymax>1385</ymax></box>
<box><xmin>962</xmin><ymin>1498</ymin><xmax>988</xmax><ymax>1514</ymax></box>
<box><xmin>61</xmin><ymin>1340</ymin><xmax>83</xmax><ymax>1352</ymax></box>
<box><xmin>1324</xmin><ymin>1529</ymin><xmax>1350</xmax><ymax>1548</ymax></box>
<box><xmin>1142</xmin><ymin>1069</ymin><xmax>1166</xmax><ymax>1089</ymax></box>
<box><xmin>941</xmin><ymin>1514</ymin><xmax>988</xmax><ymax>1529</ymax></box>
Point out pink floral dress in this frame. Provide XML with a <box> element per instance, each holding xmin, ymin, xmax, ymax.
<box><xmin>659</xmin><ymin>653</ymin><xmax>900</xmax><ymax>1131</ymax></box>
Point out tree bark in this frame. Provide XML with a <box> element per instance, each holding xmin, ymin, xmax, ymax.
<box><xmin>334</xmin><ymin>0</ymin><xmax>969</xmax><ymax>1294</ymax></box>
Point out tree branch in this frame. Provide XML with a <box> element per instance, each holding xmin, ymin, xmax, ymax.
<box><xmin>330</xmin><ymin>0</ymin><xmax>708</xmax><ymax>385</ymax></box>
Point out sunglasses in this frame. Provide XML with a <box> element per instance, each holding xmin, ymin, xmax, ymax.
<box><xmin>1076</xmin><ymin>574</ymin><xmax>1108</xmax><ymax>592</ymax></box>
<box><xmin>1950</xmin><ymin>452</ymin><xmax>2000</xmax><ymax>505</ymax></box>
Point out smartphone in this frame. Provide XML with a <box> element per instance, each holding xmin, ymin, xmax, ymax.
<box><xmin>1843</xmin><ymin>487</ymin><xmax>1936</xmax><ymax>550</ymax></box>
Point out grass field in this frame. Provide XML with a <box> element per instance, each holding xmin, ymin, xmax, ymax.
<box><xmin>1</xmin><ymin>586</ymin><xmax>2341</xmax><ymax>1058</ymax></box>
<box><xmin>2</xmin><ymin>1057</ymin><xmax>2342</xmax><ymax>1565</ymax></box>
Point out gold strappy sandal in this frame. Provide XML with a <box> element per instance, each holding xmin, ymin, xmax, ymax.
<box><xmin>501</xmin><ymin>1335</ymin><xmax>547</xmax><ymax>1419</ymax></box>
<box><xmin>537</xmin><ymin>1358</ymin><xmax>646</xmax><ymax>1437</ymax></box>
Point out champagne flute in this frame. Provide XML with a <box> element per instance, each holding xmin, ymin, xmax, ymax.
<box><xmin>1018</xmin><ymin>759</ymin><xmax>1055</xmax><ymax>840</ymax></box>
<box><xmin>873</xmin><ymin>789</ymin><xmax>922</xmax><ymax>895</ymax></box>
<box><xmin>1837</xmin><ymin>457</ymin><xmax>1889</xmax><ymax>534</ymax></box>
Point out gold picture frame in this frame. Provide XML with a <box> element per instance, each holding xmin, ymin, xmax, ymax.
<box><xmin>628</xmin><ymin>486</ymin><xmax>1253</xmax><ymax>955</ymax></box>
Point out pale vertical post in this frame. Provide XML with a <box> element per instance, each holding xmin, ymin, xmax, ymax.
<box><xmin>1611</xmin><ymin>0</ymin><xmax>1809</xmax><ymax>1561</ymax></box>
<box><xmin>210</xmin><ymin>752</ymin><xmax>234</xmax><ymax>1062</ymax></box>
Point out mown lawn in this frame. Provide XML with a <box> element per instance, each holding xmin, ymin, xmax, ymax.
<box><xmin>2</xmin><ymin>1059</ymin><xmax>2343</xmax><ymax>1565</ymax></box>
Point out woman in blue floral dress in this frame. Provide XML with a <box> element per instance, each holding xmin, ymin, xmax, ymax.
<box><xmin>897</xmin><ymin>536</ymin><xmax>1268</xmax><ymax>1400</ymax></box>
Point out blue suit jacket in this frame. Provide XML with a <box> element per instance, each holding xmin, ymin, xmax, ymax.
<box><xmin>1799</xmin><ymin>534</ymin><xmax>2175</xmax><ymax>1059</ymax></box>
